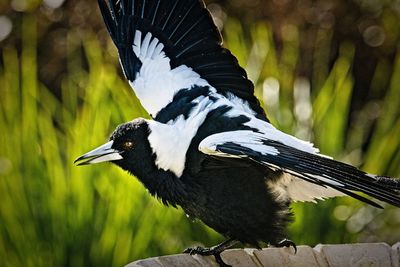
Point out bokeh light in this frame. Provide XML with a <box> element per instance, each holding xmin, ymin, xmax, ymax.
<box><xmin>0</xmin><ymin>16</ymin><xmax>12</xmax><ymax>42</ymax></box>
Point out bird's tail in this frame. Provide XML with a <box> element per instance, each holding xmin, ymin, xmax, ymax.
<box><xmin>375</xmin><ymin>176</ymin><xmax>400</xmax><ymax>190</ymax></box>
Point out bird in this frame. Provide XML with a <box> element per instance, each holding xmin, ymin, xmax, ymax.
<box><xmin>75</xmin><ymin>0</ymin><xmax>400</xmax><ymax>266</ymax></box>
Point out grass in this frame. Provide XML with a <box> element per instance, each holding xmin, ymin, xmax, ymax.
<box><xmin>0</xmin><ymin>13</ymin><xmax>399</xmax><ymax>267</ymax></box>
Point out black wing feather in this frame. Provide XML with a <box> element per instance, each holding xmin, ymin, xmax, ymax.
<box><xmin>98</xmin><ymin>0</ymin><xmax>267</xmax><ymax>120</ymax></box>
<box><xmin>214</xmin><ymin>140</ymin><xmax>400</xmax><ymax>208</ymax></box>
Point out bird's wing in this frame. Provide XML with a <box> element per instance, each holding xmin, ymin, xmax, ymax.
<box><xmin>199</xmin><ymin>130</ymin><xmax>400</xmax><ymax>207</ymax></box>
<box><xmin>98</xmin><ymin>0</ymin><xmax>265</xmax><ymax>118</ymax></box>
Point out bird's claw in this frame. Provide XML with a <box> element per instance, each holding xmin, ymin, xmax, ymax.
<box><xmin>183</xmin><ymin>246</ymin><xmax>231</xmax><ymax>267</ymax></box>
<box><xmin>276</xmin><ymin>239</ymin><xmax>297</xmax><ymax>254</ymax></box>
<box><xmin>183</xmin><ymin>246</ymin><xmax>207</xmax><ymax>255</ymax></box>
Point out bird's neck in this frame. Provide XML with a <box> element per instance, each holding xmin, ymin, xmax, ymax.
<box><xmin>129</xmin><ymin>161</ymin><xmax>187</xmax><ymax>207</ymax></box>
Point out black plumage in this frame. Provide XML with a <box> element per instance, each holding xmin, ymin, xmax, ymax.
<box><xmin>75</xmin><ymin>1</ymin><xmax>400</xmax><ymax>266</ymax></box>
<box><xmin>77</xmin><ymin>113</ymin><xmax>293</xmax><ymax>247</ymax></box>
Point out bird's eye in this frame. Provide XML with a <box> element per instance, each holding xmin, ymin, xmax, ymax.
<box><xmin>123</xmin><ymin>141</ymin><xmax>134</xmax><ymax>150</ymax></box>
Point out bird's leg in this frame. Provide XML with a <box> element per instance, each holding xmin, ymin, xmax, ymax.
<box><xmin>274</xmin><ymin>238</ymin><xmax>297</xmax><ymax>253</ymax></box>
<box><xmin>183</xmin><ymin>238</ymin><xmax>238</xmax><ymax>267</ymax></box>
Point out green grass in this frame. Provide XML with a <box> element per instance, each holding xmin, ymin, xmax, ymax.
<box><xmin>0</xmin><ymin>14</ymin><xmax>399</xmax><ymax>267</ymax></box>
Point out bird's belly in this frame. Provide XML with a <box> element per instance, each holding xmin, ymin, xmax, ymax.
<box><xmin>181</xmin><ymin>167</ymin><xmax>291</xmax><ymax>246</ymax></box>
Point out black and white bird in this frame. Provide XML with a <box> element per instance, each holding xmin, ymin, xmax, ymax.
<box><xmin>75</xmin><ymin>0</ymin><xmax>400</xmax><ymax>266</ymax></box>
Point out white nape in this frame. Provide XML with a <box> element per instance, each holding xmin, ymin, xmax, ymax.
<box><xmin>146</xmin><ymin>96</ymin><xmax>215</xmax><ymax>177</ymax></box>
<box><xmin>130</xmin><ymin>31</ymin><xmax>209</xmax><ymax>116</ymax></box>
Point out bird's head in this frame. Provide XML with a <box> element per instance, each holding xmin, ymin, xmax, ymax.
<box><xmin>74</xmin><ymin>118</ymin><xmax>152</xmax><ymax>174</ymax></box>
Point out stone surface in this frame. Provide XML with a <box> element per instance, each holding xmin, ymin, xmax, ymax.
<box><xmin>392</xmin><ymin>243</ymin><xmax>400</xmax><ymax>267</ymax></box>
<box><xmin>314</xmin><ymin>243</ymin><xmax>392</xmax><ymax>267</ymax></box>
<box><xmin>220</xmin><ymin>249</ymin><xmax>260</xmax><ymax>267</ymax></box>
<box><xmin>254</xmin><ymin>245</ymin><xmax>320</xmax><ymax>267</ymax></box>
<box><xmin>192</xmin><ymin>254</ymin><xmax>219</xmax><ymax>267</ymax></box>
<box><xmin>157</xmin><ymin>254</ymin><xmax>204</xmax><ymax>267</ymax></box>
<box><xmin>125</xmin><ymin>243</ymin><xmax>399</xmax><ymax>267</ymax></box>
<box><xmin>126</xmin><ymin>257</ymin><xmax>163</xmax><ymax>267</ymax></box>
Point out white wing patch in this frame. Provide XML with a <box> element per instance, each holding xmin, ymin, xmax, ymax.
<box><xmin>205</xmin><ymin>90</ymin><xmax>320</xmax><ymax>155</ymax></box>
<box><xmin>225</xmin><ymin>92</ymin><xmax>258</xmax><ymax>116</ymax></box>
<box><xmin>244</xmin><ymin>118</ymin><xmax>319</xmax><ymax>154</ymax></box>
<box><xmin>199</xmin><ymin>131</ymin><xmax>279</xmax><ymax>157</ymax></box>
<box><xmin>267</xmin><ymin>173</ymin><xmax>345</xmax><ymax>203</ymax></box>
<box><xmin>130</xmin><ymin>31</ymin><xmax>209</xmax><ymax>116</ymax></box>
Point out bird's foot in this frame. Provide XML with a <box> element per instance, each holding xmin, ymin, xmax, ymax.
<box><xmin>183</xmin><ymin>246</ymin><xmax>230</xmax><ymax>266</ymax></box>
<box><xmin>183</xmin><ymin>238</ymin><xmax>237</xmax><ymax>267</ymax></box>
<box><xmin>183</xmin><ymin>246</ymin><xmax>214</xmax><ymax>255</ymax></box>
<box><xmin>275</xmin><ymin>239</ymin><xmax>297</xmax><ymax>253</ymax></box>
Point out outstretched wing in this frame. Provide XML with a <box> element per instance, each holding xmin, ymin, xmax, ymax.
<box><xmin>98</xmin><ymin>0</ymin><xmax>265</xmax><ymax>118</ymax></box>
<box><xmin>199</xmin><ymin>130</ymin><xmax>400</xmax><ymax>208</ymax></box>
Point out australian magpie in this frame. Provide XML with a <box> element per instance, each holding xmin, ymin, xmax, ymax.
<box><xmin>75</xmin><ymin>0</ymin><xmax>400</xmax><ymax>266</ymax></box>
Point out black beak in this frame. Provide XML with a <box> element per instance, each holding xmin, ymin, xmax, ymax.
<box><xmin>74</xmin><ymin>141</ymin><xmax>123</xmax><ymax>166</ymax></box>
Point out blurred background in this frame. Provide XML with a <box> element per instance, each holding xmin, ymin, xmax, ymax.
<box><xmin>0</xmin><ymin>0</ymin><xmax>399</xmax><ymax>266</ymax></box>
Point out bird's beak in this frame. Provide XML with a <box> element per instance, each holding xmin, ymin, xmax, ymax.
<box><xmin>74</xmin><ymin>141</ymin><xmax>123</xmax><ymax>166</ymax></box>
